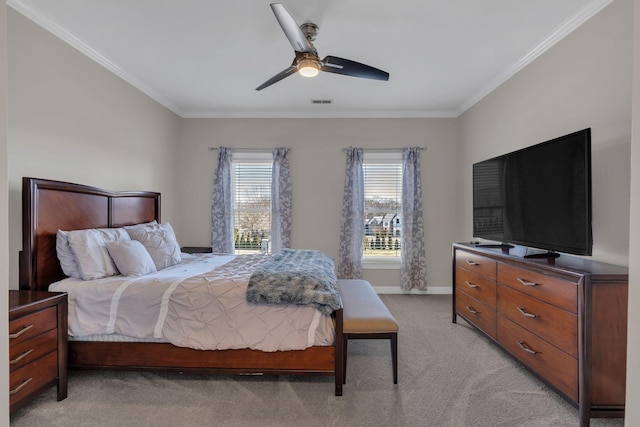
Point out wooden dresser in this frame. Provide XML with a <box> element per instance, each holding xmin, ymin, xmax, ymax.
<box><xmin>452</xmin><ymin>243</ymin><xmax>628</xmax><ymax>427</ymax></box>
<box><xmin>9</xmin><ymin>290</ymin><xmax>68</xmax><ymax>413</ymax></box>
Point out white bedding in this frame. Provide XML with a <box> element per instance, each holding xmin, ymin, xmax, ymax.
<box><xmin>49</xmin><ymin>253</ymin><xmax>335</xmax><ymax>352</ymax></box>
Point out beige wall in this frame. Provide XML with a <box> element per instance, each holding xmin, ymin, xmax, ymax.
<box><xmin>626</xmin><ymin>0</ymin><xmax>639</xmax><ymax>424</ymax></box>
<box><xmin>459</xmin><ymin>0</ymin><xmax>633</xmax><ymax>266</ymax></box>
<box><xmin>7</xmin><ymin>10</ymin><xmax>182</xmax><ymax>289</ymax></box>
<box><xmin>176</xmin><ymin>118</ymin><xmax>459</xmax><ymax>290</ymax></box>
<box><xmin>1</xmin><ymin>1</ymin><xmax>10</xmax><ymax>425</ymax></box>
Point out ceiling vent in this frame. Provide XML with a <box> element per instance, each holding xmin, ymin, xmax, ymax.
<box><xmin>311</xmin><ymin>99</ymin><xmax>333</xmax><ymax>104</ymax></box>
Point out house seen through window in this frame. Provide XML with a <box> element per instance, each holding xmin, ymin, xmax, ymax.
<box><xmin>233</xmin><ymin>153</ymin><xmax>272</xmax><ymax>254</ymax></box>
<box><xmin>363</xmin><ymin>152</ymin><xmax>402</xmax><ymax>259</ymax></box>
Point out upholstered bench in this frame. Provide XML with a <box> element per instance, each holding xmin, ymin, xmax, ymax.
<box><xmin>337</xmin><ymin>279</ymin><xmax>399</xmax><ymax>384</ymax></box>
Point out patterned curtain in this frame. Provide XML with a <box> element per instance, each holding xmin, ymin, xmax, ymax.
<box><xmin>401</xmin><ymin>147</ymin><xmax>427</xmax><ymax>290</ymax></box>
<box><xmin>211</xmin><ymin>147</ymin><xmax>234</xmax><ymax>254</ymax></box>
<box><xmin>271</xmin><ymin>147</ymin><xmax>292</xmax><ymax>253</ymax></box>
<box><xmin>338</xmin><ymin>147</ymin><xmax>364</xmax><ymax>279</ymax></box>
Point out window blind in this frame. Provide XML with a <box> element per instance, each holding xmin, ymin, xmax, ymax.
<box><xmin>363</xmin><ymin>158</ymin><xmax>402</xmax><ymax>257</ymax></box>
<box><xmin>233</xmin><ymin>159</ymin><xmax>272</xmax><ymax>254</ymax></box>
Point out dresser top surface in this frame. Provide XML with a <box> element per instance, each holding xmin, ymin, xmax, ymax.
<box><xmin>453</xmin><ymin>242</ymin><xmax>628</xmax><ymax>278</ymax></box>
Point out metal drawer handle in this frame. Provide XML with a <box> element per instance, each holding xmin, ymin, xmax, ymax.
<box><xmin>465</xmin><ymin>260</ymin><xmax>479</xmax><ymax>266</ymax></box>
<box><xmin>465</xmin><ymin>305</ymin><xmax>478</xmax><ymax>315</ymax></box>
<box><xmin>9</xmin><ymin>349</ymin><xmax>34</xmax><ymax>365</ymax></box>
<box><xmin>516</xmin><ymin>307</ymin><xmax>537</xmax><ymax>318</ymax></box>
<box><xmin>9</xmin><ymin>324</ymin><xmax>34</xmax><ymax>339</ymax></box>
<box><xmin>517</xmin><ymin>341</ymin><xmax>538</xmax><ymax>355</ymax></box>
<box><xmin>517</xmin><ymin>278</ymin><xmax>537</xmax><ymax>287</ymax></box>
<box><xmin>465</xmin><ymin>281</ymin><xmax>478</xmax><ymax>289</ymax></box>
<box><xmin>9</xmin><ymin>377</ymin><xmax>33</xmax><ymax>395</ymax></box>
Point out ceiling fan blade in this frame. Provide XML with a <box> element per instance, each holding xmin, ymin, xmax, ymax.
<box><xmin>321</xmin><ymin>56</ymin><xmax>389</xmax><ymax>81</ymax></box>
<box><xmin>256</xmin><ymin>65</ymin><xmax>298</xmax><ymax>91</ymax></box>
<box><xmin>270</xmin><ymin>3</ymin><xmax>314</xmax><ymax>53</ymax></box>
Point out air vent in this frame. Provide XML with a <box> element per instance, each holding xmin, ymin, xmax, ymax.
<box><xmin>311</xmin><ymin>99</ymin><xmax>333</xmax><ymax>104</ymax></box>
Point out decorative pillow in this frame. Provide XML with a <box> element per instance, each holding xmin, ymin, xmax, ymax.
<box><xmin>125</xmin><ymin>222</ymin><xmax>181</xmax><ymax>270</ymax></box>
<box><xmin>67</xmin><ymin>228</ymin><xmax>131</xmax><ymax>280</ymax></box>
<box><xmin>106</xmin><ymin>240</ymin><xmax>157</xmax><ymax>277</ymax></box>
<box><xmin>56</xmin><ymin>230</ymin><xmax>82</xmax><ymax>279</ymax></box>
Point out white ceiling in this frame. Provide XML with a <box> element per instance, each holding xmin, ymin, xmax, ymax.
<box><xmin>9</xmin><ymin>0</ymin><xmax>612</xmax><ymax>118</ymax></box>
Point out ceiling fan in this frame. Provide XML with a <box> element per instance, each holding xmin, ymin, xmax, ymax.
<box><xmin>256</xmin><ymin>3</ymin><xmax>390</xmax><ymax>91</ymax></box>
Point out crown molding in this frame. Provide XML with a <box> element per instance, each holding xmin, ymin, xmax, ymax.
<box><xmin>180</xmin><ymin>109</ymin><xmax>459</xmax><ymax>119</ymax></box>
<box><xmin>8</xmin><ymin>0</ymin><xmax>613</xmax><ymax>119</ymax></box>
<box><xmin>7</xmin><ymin>0</ymin><xmax>186</xmax><ymax>117</ymax></box>
<box><xmin>456</xmin><ymin>0</ymin><xmax>615</xmax><ymax>117</ymax></box>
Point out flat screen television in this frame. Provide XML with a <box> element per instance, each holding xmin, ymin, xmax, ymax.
<box><xmin>473</xmin><ymin>128</ymin><xmax>592</xmax><ymax>257</ymax></box>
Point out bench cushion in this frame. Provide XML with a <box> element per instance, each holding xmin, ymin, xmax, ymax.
<box><xmin>338</xmin><ymin>279</ymin><xmax>399</xmax><ymax>334</ymax></box>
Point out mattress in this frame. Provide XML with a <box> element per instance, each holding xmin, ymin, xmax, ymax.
<box><xmin>50</xmin><ymin>253</ymin><xmax>335</xmax><ymax>352</ymax></box>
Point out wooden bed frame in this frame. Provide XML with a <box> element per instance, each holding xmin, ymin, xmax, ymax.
<box><xmin>19</xmin><ymin>177</ymin><xmax>344</xmax><ymax>396</ymax></box>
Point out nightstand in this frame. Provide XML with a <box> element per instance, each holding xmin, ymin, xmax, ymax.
<box><xmin>9</xmin><ymin>290</ymin><xmax>68</xmax><ymax>413</ymax></box>
<box><xmin>181</xmin><ymin>246</ymin><xmax>213</xmax><ymax>254</ymax></box>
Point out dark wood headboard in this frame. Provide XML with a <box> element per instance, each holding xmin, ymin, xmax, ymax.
<box><xmin>19</xmin><ymin>177</ymin><xmax>161</xmax><ymax>291</ymax></box>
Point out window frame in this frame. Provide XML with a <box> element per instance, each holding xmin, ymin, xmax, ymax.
<box><xmin>231</xmin><ymin>152</ymin><xmax>273</xmax><ymax>255</ymax></box>
<box><xmin>362</xmin><ymin>152</ymin><xmax>402</xmax><ymax>269</ymax></box>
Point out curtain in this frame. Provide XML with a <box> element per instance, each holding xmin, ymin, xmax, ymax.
<box><xmin>211</xmin><ymin>147</ymin><xmax>234</xmax><ymax>254</ymax></box>
<box><xmin>338</xmin><ymin>147</ymin><xmax>364</xmax><ymax>279</ymax></box>
<box><xmin>401</xmin><ymin>147</ymin><xmax>427</xmax><ymax>290</ymax></box>
<box><xmin>270</xmin><ymin>147</ymin><xmax>292</xmax><ymax>253</ymax></box>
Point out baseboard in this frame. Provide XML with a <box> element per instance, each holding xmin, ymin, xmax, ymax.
<box><xmin>373</xmin><ymin>286</ymin><xmax>452</xmax><ymax>295</ymax></box>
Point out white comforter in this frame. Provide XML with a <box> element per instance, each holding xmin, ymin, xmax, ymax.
<box><xmin>49</xmin><ymin>253</ymin><xmax>335</xmax><ymax>352</ymax></box>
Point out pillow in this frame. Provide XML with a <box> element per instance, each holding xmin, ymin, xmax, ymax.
<box><xmin>67</xmin><ymin>228</ymin><xmax>131</xmax><ymax>280</ymax></box>
<box><xmin>125</xmin><ymin>222</ymin><xmax>181</xmax><ymax>270</ymax></box>
<box><xmin>56</xmin><ymin>230</ymin><xmax>82</xmax><ymax>279</ymax></box>
<box><xmin>106</xmin><ymin>240</ymin><xmax>157</xmax><ymax>277</ymax></box>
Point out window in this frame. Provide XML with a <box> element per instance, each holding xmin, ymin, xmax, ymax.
<box><xmin>363</xmin><ymin>152</ymin><xmax>402</xmax><ymax>264</ymax></box>
<box><xmin>232</xmin><ymin>152</ymin><xmax>272</xmax><ymax>254</ymax></box>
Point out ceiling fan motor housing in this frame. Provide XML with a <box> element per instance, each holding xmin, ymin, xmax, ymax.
<box><xmin>300</xmin><ymin>22</ymin><xmax>318</xmax><ymax>41</ymax></box>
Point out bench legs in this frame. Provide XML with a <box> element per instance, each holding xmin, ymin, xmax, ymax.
<box><xmin>343</xmin><ymin>332</ymin><xmax>398</xmax><ymax>385</ymax></box>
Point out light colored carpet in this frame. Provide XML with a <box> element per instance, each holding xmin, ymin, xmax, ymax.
<box><xmin>10</xmin><ymin>295</ymin><xmax>624</xmax><ymax>427</ymax></box>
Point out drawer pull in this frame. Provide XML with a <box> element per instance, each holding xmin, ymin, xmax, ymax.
<box><xmin>9</xmin><ymin>349</ymin><xmax>34</xmax><ymax>365</ymax></box>
<box><xmin>517</xmin><ymin>278</ymin><xmax>537</xmax><ymax>287</ymax></box>
<box><xmin>9</xmin><ymin>377</ymin><xmax>33</xmax><ymax>395</ymax></box>
<box><xmin>465</xmin><ymin>281</ymin><xmax>478</xmax><ymax>289</ymax></box>
<box><xmin>516</xmin><ymin>307</ymin><xmax>537</xmax><ymax>318</ymax></box>
<box><xmin>517</xmin><ymin>341</ymin><xmax>538</xmax><ymax>355</ymax></box>
<box><xmin>465</xmin><ymin>305</ymin><xmax>478</xmax><ymax>315</ymax></box>
<box><xmin>465</xmin><ymin>260</ymin><xmax>479</xmax><ymax>266</ymax></box>
<box><xmin>9</xmin><ymin>324</ymin><xmax>34</xmax><ymax>339</ymax></box>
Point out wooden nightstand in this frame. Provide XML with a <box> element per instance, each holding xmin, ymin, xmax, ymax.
<box><xmin>9</xmin><ymin>290</ymin><xmax>68</xmax><ymax>413</ymax></box>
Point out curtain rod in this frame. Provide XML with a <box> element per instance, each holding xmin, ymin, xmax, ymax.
<box><xmin>341</xmin><ymin>147</ymin><xmax>427</xmax><ymax>152</ymax></box>
<box><xmin>208</xmin><ymin>147</ymin><xmax>290</xmax><ymax>152</ymax></box>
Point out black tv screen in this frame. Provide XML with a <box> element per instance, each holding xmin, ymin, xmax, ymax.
<box><xmin>473</xmin><ymin>129</ymin><xmax>592</xmax><ymax>256</ymax></box>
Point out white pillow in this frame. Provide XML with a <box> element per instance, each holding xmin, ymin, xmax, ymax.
<box><xmin>125</xmin><ymin>222</ymin><xmax>181</xmax><ymax>270</ymax></box>
<box><xmin>56</xmin><ymin>230</ymin><xmax>82</xmax><ymax>279</ymax></box>
<box><xmin>67</xmin><ymin>228</ymin><xmax>131</xmax><ymax>280</ymax></box>
<box><xmin>106</xmin><ymin>240</ymin><xmax>157</xmax><ymax>277</ymax></box>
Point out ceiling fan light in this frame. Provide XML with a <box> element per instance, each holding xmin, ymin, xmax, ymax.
<box><xmin>298</xmin><ymin>58</ymin><xmax>320</xmax><ymax>78</ymax></box>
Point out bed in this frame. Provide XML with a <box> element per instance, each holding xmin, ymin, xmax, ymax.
<box><xmin>18</xmin><ymin>177</ymin><xmax>344</xmax><ymax>396</ymax></box>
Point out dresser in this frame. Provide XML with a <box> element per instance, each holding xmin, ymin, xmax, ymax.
<box><xmin>9</xmin><ymin>290</ymin><xmax>68</xmax><ymax>413</ymax></box>
<box><xmin>452</xmin><ymin>243</ymin><xmax>628</xmax><ymax>427</ymax></box>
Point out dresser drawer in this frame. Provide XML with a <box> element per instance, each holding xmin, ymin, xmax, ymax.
<box><xmin>455</xmin><ymin>290</ymin><xmax>496</xmax><ymax>339</ymax></box>
<box><xmin>497</xmin><ymin>285</ymin><xmax>577</xmax><ymax>358</ymax></box>
<box><xmin>498</xmin><ymin>264</ymin><xmax>577</xmax><ymax>313</ymax></box>
<box><xmin>9</xmin><ymin>306</ymin><xmax>57</xmax><ymax>345</ymax></box>
<box><xmin>456</xmin><ymin>251</ymin><xmax>497</xmax><ymax>280</ymax></box>
<box><xmin>455</xmin><ymin>268</ymin><xmax>497</xmax><ymax>309</ymax></box>
<box><xmin>498</xmin><ymin>316</ymin><xmax>578</xmax><ymax>402</ymax></box>
<box><xmin>9</xmin><ymin>329</ymin><xmax>58</xmax><ymax>373</ymax></box>
<box><xmin>9</xmin><ymin>351</ymin><xmax>58</xmax><ymax>409</ymax></box>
